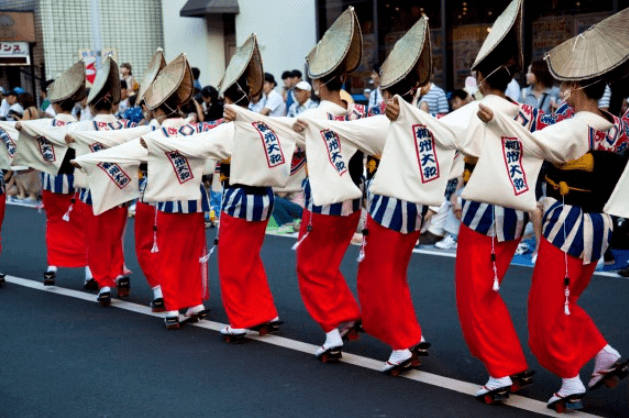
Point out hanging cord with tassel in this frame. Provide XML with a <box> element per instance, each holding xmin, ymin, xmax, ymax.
<box><xmin>62</xmin><ymin>193</ymin><xmax>77</xmax><ymax>222</ymax></box>
<box><xmin>561</xmin><ymin>195</ymin><xmax>571</xmax><ymax>316</ymax></box>
<box><xmin>150</xmin><ymin>205</ymin><xmax>159</xmax><ymax>253</ymax></box>
<box><xmin>357</xmin><ymin>228</ymin><xmax>368</xmax><ymax>262</ymax></box>
<box><xmin>200</xmin><ymin>188</ymin><xmax>225</xmax><ymax>263</ymax></box>
<box><xmin>491</xmin><ymin>206</ymin><xmax>500</xmax><ymax>292</ymax></box>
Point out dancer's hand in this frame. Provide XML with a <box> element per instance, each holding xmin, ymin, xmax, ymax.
<box><xmin>223</xmin><ymin>107</ymin><xmax>237</xmax><ymax>122</ymax></box>
<box><xmin>385</xmin><ymin>97</ymin><xmax>400</xmax><ymax>121</ymax></box>
<box><xmin>293</xmin><ymin>119</ymin><xmax>308</xmax><ymax>133</ymax></box>
<box><xmin>477</xmin><ymin>104</ymin><xmax>494</xmax><ymax>123</ymax></box>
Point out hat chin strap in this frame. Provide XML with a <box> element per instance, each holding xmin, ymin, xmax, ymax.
<box><xmin>232</xmin><ymin>82</ymin><xmax>250</xmax><ymax>105</ymax></box>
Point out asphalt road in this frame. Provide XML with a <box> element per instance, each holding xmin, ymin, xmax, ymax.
<box><xmin>1</xmin><ymin>205</ymin><xmax>628</xmax><ymax>418</ymax></box>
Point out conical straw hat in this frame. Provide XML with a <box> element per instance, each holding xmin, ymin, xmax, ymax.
<box><xmin>380</xmin><ymin>17</ymin><xmax>432</xmax><ymax>90</ymax></box>
<box><xmin>218</xmin><ymin>34</ymin><xmax>264</xmax><ymax>98</ymax></box>
<box><xmin>306</xmin><ymin>6</ymin><xmax>363</xmax><ymax>79</ymax></box>
<box><xmin>87</xmin><ymin>55</ymin><xmax>122</xmax><ymax>105</ymax></box>
<box><xmin>545</xmin><ymin>8</ymin><xmax>629</xmax><ymax>82</ymax></box>
<box><xmin>471</xmin><ymin>0</ymin><xmax>523</xmax><ymax>72</ymax></box>
<box><xmin>48</xmin><ymin>61</ymin><xmax>86</xmax><ymax>103</ymax></box>
<box><xmin>138</xmin><ymin>48</ymin><xmax>167</xmax><ymax>103</ymax></box>
<box><xmin>144</xmin><ymin>53</ymin><xmax>194</xmax><ymax>110</ymax></box>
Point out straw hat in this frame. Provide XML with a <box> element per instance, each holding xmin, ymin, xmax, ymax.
<box><xmin>87</xmin><ymin>55</ymin><xmax>122</xmax><ymax>105</ymax></box>
<box><xmin>471</xmin><ymin>0</ymin><xmax>523</xmax><ymax>73</ymax></box>
<box><xmin>545</xmin><ymin>8</ymin><xmax>629</xmax><ymax>82</ymax></box>
<box><xmin>138</xmin><ymin>48</ymin><xmax>167</xmax><ymax>103</ymax></box>
<box><xmin>380</xmin><ymin>17</ymin><xmax>432</xmax><ymax>90</ymax></box>
<box><xmin>218</xmin><ymin>33</ymin><xmax>264</xmax><ymax>98</ymax></box>
<box><xmin>47</xmin><ymin>61</ymin><xmax>86</xmax><ymax>103</ymax></box>
<box><xmin>306</xmin><ymin>6</ymin><xmax>363</xmax><ymax>79</ymax></box>
<box><xmin>144</xmin><ymin>53</ymin><xmax>194</xmax><ymax>111</ymax></box>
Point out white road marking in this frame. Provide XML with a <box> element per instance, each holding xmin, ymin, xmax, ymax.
<box><xmin>5</xmin><ymin>274</ymin><xmax>603</xmax><ymax>418</ymax></box>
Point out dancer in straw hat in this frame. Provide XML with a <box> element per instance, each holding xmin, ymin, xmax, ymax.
<box><xmin>291</xmin><ymin>7</ymin><xmax>368</xmax><ymax>362</ymax></box>
<box><xmin>519</xmin><ymin>9</ymin><xmax>629</xmax><ymax>412</ymax></box>
<box><xmin>14</xmin><ymin>61</ymin><xmax>93</xmax><ymax>288</ymax></box>
<box><xmin>64</xmin><ymin>55</ymin><xmax>135</xmax><ymax>305</ymax></box>
<box><xmin>353</xmin><ymin>17</ymin><xmax>434</xmax><ymax>376</ymax></box>
<box><xmin>217</xmin><ymin>34</ymin><xmax>283</xmax><ymax>342</ymax></box>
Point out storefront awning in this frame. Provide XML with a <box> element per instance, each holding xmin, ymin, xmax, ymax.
<box><xmin>180</xmin><ymin>0</ymin><xmax>239</xmax><ymax>17</ymax></box>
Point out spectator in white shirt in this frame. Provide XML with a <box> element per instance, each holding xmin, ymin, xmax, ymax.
<box><xmin>286</xmin><ymin>81</ymin><xmax>318</xmax><ymax>117</ymax></box>
<box><xmin>0</xmin><ymin>88</ymin><xmax>24</xmax><ymax>120</ymax></box>
<box><xmin>249</xmin><ymin>92</ymin><xmax>265</xmax><ymax>113</ymax></box>
<box><xmin>367</xmin><ymin>67</ymin><xmax>384</xmax><ymax>113</ymax></box>
<box><xmin>260</xmin><ymin>73</ymin><xmax>286</xmax><ymax>117</ymax></box>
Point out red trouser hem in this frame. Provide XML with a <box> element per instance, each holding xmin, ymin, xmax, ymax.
<box><xmin>455</xmin><ymin>224</ymin><xmax>528</xmax><ymax>378</ymax></box>
<box><xmin>134</xmin><ymin>202</ymin><xmax>161</xmax><ymax>289</ymax></box>
<box><xmin>218</xmin><ymin>213</ymin><xmax>277</xmax><ymax>329</ymax></box>
<box><xmin>42</xmin><ymin>191</ymin><xmax>87</xmax><ymax>268</ymax></box>
<box><xmin>157</xmin><ymin>211</ymin><xmax>206</xmax><ymax>312</ymax></box>
<box><xmin>357</xmin><ymin>216</ymin><xmax>422</xmax><ymax>350</ymax></box>
<box><xmin>80</xmin><ymin>201</ymin><xmax>128</xmax><ymax>288</ymax></box>
<box><xmin>528</xmin><ymin>237</ymin><xmax>607</xmax><ymax>378</ymax></box>
<box><xmin>296</xmin><ymin>209</ymin><xmax>361</xmax><ymax>333</ymax></box>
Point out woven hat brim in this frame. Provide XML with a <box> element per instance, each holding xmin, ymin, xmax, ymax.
<box><xmin>380</xmin><ymin>17</ymin><xmax>432</xmax><ymax>90</ymax></box>
<box><xmin>306</xmin><ymin>6</ymin><xmax>363</xmax><ymax>79</ymax></box>
<box><xmin>48</xmin><ymin>61</ymin><xmax>86</xmax><ymax>103</ymax></box>
<box><xmin>144</xmin><ymin>53</ymin><xmax>194</xmax><ymax>110</ymax></box>
<box><xmin>219</xmin><ymin>34</ymin><xmax>264</xmax><ymax>98</ymax></box>
<box><xmin>138</xmin><ymin>49</ymin><xmax>167</xmax><ymax>103</ymax></box>
<box><xmin>87</xmin><ymin>56</ymin><xmax>121</xmax><ymax>105</ymax></box>
<box><xmin>471</xmin><ymin>0</ymin><xmax>523</xmax><ymax>72</ymax></box>
<box><xmin>545</xmin><ymin>8</ymin><xmax>629</xmax><ymax>82</ymax></box>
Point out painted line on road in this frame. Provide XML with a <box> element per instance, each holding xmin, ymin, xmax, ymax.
<box><xmin>5</xmin><ymin>274</ymin><xmax>603</xmax><ymax>418</ymax></box>
<box><xmin>266</xmin><ymin>232</ymin><xmax>627</xmax><ymax>280</ymax></box>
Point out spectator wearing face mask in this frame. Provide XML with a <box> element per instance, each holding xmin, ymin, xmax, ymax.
<box><xmin>367</xmin><ymin>67</ymin><xmax>384</xmax><ymax>113</ymax></box>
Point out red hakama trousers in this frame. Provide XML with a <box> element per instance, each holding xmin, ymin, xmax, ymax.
<box><xmin>357</xmin><ymin>216</ymin><xmax>423</xmax><ymax>350</ymax></box>
<box><xmin>79</xmin><ymin>201</ymin><xmax>128</xmax><ymax>288</ymax></box>
<box><xmin>0</xmin><ymin>193</ymin><xmax>5</xmax><ymax>254</ymax></box>
<box><xmin>528</xmin><ymin>237</ymin><xmax>607</xmax><ymax>378</ymax></box>
<box><xmin>134</xmin><ymin>202</ymin><xmax>161</xmax><ymax>288</ymax></box>
<box><xmin>157</xmin><ymin>211</ymin><xmax>207</xmax><ymax>312</ymax></box>
<box><xmin>296</xmin><ymin>209</ymin><xmax>361</xmax><ymax>333</ymax></box>
<box><xmin>42</xmin><ymin>191</ymin><xmax>87</xmax><ymax>268</ymax></box>
<box><xmin>218</xmin><ymin>213</ymin><xmax>277</xmax><ymax>329</ymax></box>
<box><xmin>455</xmin><ymin>224</ymin><xmax>528</xmax><ymax>378</ymax></box>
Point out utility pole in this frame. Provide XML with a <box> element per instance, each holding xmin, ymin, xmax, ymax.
<box><xmin>90</xmin><ymin>0</ymin><xmax>103</xmax><ymax>70</ymax></box>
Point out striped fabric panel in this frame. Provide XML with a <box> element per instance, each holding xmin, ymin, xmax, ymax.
<box><xmin>461</xmin><ymin>200</ymin><xmax>528</xmax><ymax>242</ymax></box>
<box><xmin>303</xmin><ymin>179</ymin><xmax>361</xmax><ymax>217</ymax></box>
<box><xmin>41</xmin><ymin>173</ymin><xmax>74</xmax><ymax>194</ymax></box>
<box><xmin>541</xmin><ymin>198</ymin><xmax>612</xmax><ymax>263</ymax></box>
<box><xmin>369</xmin><ymin>194</ymin><xmax>426</xmax><ymax>234</ymax></box>
<box><xmin>155</xmin><ymin>186</ymin><xmax>209</xmax><ymax>214</ymax></box>
<box><xmin>221</xmin><ymin>186</ymin><xmax>274</xmax><ymax>222</ymax></box>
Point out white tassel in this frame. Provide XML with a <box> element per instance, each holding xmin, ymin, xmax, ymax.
<box><xmin>62</xmin><ymin>204</ymin><xmax>73</xmax><ymax>222</ymax></box>
<box><xmin>492</xmin><ymin>277</ymin><xmax>500</xmax><ymax>292</ymax></box>
<box><xmin>199</xmin><ymin>240</ymin><xmax>217</xmax><ymax>263</ymax></box>
<box><xmin>292</xmin><ymin>224</ymin><xmax>312</xmax><ymax>251</ymax></box>
<box><xmin>564</xmin><ymin>277</ymin><xmax>571</xmax><ymax>316</ymax></box>
<box><xmin>150</xmin><ymin>208</ymin><xmax>159</xmax><ymax>253</ymax></box>
<box><xmin>357</xmin><ymin>229</ymin><xmax>368</xmax><ymax>262</ymax></box>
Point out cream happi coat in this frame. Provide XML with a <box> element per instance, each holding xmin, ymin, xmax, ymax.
<box><xmin>141</xmin><ymin>120</ymin><xmax>234</xmax><ymax>203</ymax></box>
<box><xmin>0</xmin><ymin>121</ymin><xmax>19</xmax><ymax>170</ymax></box>
<box><xmin>10</xmin><ymin>113</ymin><xmax>77</xmax><ymax>174</ymax></box>
<box><xmin>605</xmin><ymin>162</ymin><xmax>629</xmax><ymax>218</ymax></box>
<box><xmin>71</xmin><ymin>125</ymin><xmax>155</xmax><ymax>215</ymax></box>
<box><xmin>462</xmin><ymin>109</ymin><xmax>595</xmax><ymax>212</ymax></box>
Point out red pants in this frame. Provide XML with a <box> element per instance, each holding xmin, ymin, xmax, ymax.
<box><xmin>42</xmin><ymin>191</ymin><xmax>87</xmax><ymax>268</ymax></box>
<box><xmin>134</xmin><ymin>202</ymin><xmax>161</xmax><ymax>288</ymax></box>
<box><xmin>357</xmin><ymin>216</ymin><xmax>423</xmax><ymax>350</ymax></box>
<box><xmin>455</xmin><ymin>224</ymin><xmax>527</xmax><ymax>378</ymax></box>
<box><xmin>218</xmin><ymin>213</ymin><xmax>277</xmax><ymax>329</ymax></box>
<box><xmin>0</xmin><ymin>193</ymin><xmax>5</xmax><ymax>255</ymax></box>
<box><xmin>79</xmin><ymin>201</ymin><xmax>128</xmax><ymax>288</ymax></box>
<box><xmin>296</xmin><ymin>209</ymin><xmax>361</xmax><ymax>333</ymax></box>
<box><xmin>528</xmin><ymin>238</ymin><xmax>607</xmax><ymax>378</ymax></box>
<box><xmin>157</xmin><ymin>211</ymin><xmax>207</xmax><ymax>312</ymax></box>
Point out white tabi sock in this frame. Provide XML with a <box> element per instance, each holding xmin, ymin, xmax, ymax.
<box><xmin>84</xmin><ymin>266</ymin><xmax>93</xmax><ymax>280</ymax></box>
<box><xmin>323</xmin><ymin>328</ymin><xmax>343</xmax><ymax>349</ymax></box>
<box><xmin>152</xmin><ymin>286</ymin><xmax>163</xmax><ymax>300</ymax></box>
<box><xmin>47</xmin><ymin>266</ymin><xmax>57</xmax><ymax>273</ymax></box>
<box><xmin>558</xmin><ymin>376</ymin><xmax>586</xmax><ymax>396</ymax></box>
<box><xmin>99</xmin><ymin>286</ymin><xmax>111</xmax><ymax>295</ymax></box>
